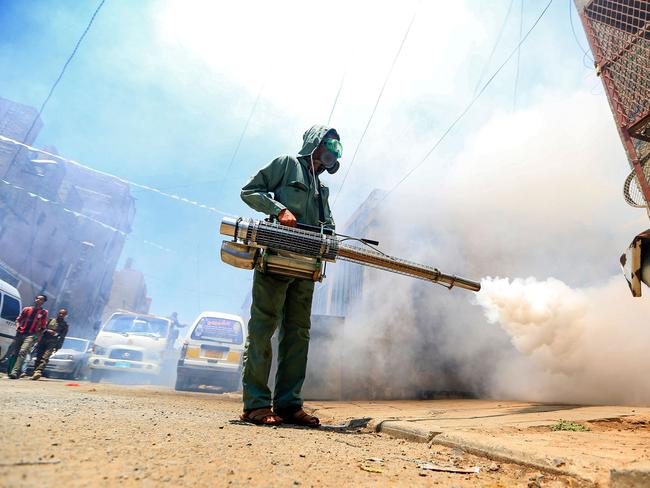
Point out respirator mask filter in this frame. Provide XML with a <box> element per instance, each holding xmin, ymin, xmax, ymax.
<box><xmin>319</xmin><ymin>138</ymin><xmax>342</xmax><ymax>170</ymax></box>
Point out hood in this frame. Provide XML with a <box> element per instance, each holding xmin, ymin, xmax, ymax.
<box><xmin>297</xmin><ymin>124</ymin><xmax>340</xmax><ymax>174</ymax></box>
<box><xmin>96</xmin><ymin>331</ymin><xmax>167</xmax><ymax>352</ymax></box>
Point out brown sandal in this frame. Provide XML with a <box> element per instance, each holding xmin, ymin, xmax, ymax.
<box><xmin>275</xmin><ymin>408</ymin><xmax>320</xmax><ymax>428</ymax></box>
<box><xmin>240</xmin><ymin>407</ymin><xmax>283</xmax><ymax>426</ymax></box>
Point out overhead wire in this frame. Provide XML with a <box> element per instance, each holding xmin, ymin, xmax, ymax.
<box><xmin>216</xmin><ymin>77</ymin><xmax>267</xmax><ymax>193</ymax></box>
<box><xmin>0</xmin><ymin>135</ymin><xmax>234</xmax><ymax>217</ymax></box>
<box><xmin>381</xmin><ymin>0</ymin><xmax>554</xmax><ymax>202</ymax></box>
<box><xmin>568</xmin><ymin>0</ymin><xmax>594</xmax><ymax>63</ymax></box>
<box><xmin>513</xmin><ymin>0</ymin><xmax>524</xmax><ymax>111</ymax></box>
<box><xmin>4</xmin><ymin>0</ymin><xmax>107</xmax><ymax>175</ymax></box>
<box><xmin>331</xmin><ymin>1</ymin><xmax>421</xmax><ymax>207</ymax></box>
<box><xmin>473</xmin><ymin>0</ymin><xmax>516</xmax><ymax>96</ymax></box>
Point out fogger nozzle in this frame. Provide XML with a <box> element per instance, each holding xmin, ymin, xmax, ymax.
<box><xmin>220</xmin><ymin>217</ymin><xmax>481</xmax><ymax>292</ymax></box>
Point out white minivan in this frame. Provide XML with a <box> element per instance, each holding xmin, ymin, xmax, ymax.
<box><xmin>88</xmin><ymin>310</ymin><xmax>175</xmax><ymax>383</ymax></box>
<box><xmin>175</xmin><ymin>312</ymin><xmax>247</xmax><ymax>392</ymax></box>
<box><xmin>0</xmin><ymin>280</ymin><xmax>21</xmax><ymax>360</ymax></box>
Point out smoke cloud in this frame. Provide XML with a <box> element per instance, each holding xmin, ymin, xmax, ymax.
<box><xmin>478</xmin><ymin>276</ymin><xmax>650</xmax><ymax>404</ymax></box>
<box><xmin>325</xmin><ymin>90</ymin><xmax>650</xmax><ymax>405</ymax></box>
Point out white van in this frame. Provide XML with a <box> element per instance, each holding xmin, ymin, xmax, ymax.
<box><xmin>88</xmin><ymin>310</ymin><xmax>175</xmax><ymax>383</ymax></box>
<box><xmin>175</xmin><ymin>312</ymin><xmax>247</xmax><ymax>392</ymax></box>
<box><xmin>0</xmin><ymin>280</ymin><xmax>21</xmax><ymax>360</ymax></box>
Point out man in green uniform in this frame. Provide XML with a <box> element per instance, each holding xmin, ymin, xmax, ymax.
<box><xmin>239</xmin><ymin>125</ymin><xmax>342</xmax><ymax>426</ymax></box>
<box><xmin>31</xmin><ymin>308</ymin><xmax>69</xmax><ymax>380</ymax></box>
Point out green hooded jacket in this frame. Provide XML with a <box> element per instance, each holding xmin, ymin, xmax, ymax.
<box><xmin>241</xmin><ymin>125</ymin><xmax>337</xmax><ymax>230</ymax></box>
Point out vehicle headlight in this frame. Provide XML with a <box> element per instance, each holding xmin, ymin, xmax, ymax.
<box><xmin>93</xmin><ymin>345</ymin><xmax>106</xmax><ymax>355</ymax></box>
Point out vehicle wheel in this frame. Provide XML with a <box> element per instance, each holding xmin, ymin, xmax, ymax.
<box><xmin>174</xmin><ymin>372</ymin><xmax>192</xmax><ymax>391</ymax></box>
<box><xmin>89</xmin><ymin>370</ymin><xmax>103</xmax><ymax>383</ymax></box>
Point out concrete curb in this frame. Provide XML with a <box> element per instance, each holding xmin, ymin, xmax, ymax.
<box><xmin>372</xmin><ymin>419</ymin><xmax>595</xmax><ymax>484</ymax></box>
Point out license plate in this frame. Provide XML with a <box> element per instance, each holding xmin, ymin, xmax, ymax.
<box><xmin>204</xmin><ymin>350</ymin><xmax>224</xmax><ymax>359</ymax></box>
<box><xmin>115</xmin><ymin>361</ymin><xmax>131</xmax><ymax>368</ymax></box>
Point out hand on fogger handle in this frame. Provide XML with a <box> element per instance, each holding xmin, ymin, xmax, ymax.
<box><xmin>277</xmin><ymin>209</ymin><xmax>297</xmax><ymax>228</ymax></box>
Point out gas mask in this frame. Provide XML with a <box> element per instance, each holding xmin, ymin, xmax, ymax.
<box><xmin>318</xmin><ymin>138</ymin><xmax>342</xmax><ymax>173</ymax></box>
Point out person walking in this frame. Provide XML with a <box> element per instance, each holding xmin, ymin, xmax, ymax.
<box><xmin>239</xmin><ymin>125</ymin><xmax>341</xmax><ymax>426</ymax></box>
<box><xmin>8</xmin><ymin>294</ymin><xmax>48</xmax><ymax>379</ymax></box>
<box><xmin>31</xmin><ymin>308</ymin><xmax>69</xmax><ymax>380</ymax></box>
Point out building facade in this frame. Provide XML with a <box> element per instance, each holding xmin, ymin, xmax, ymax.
<box><xmin>101</xmin><ymin>258</ymin><xmax>151</xmax><ymax>323</ymax></box>
<box><xmin>0</xmin><ymin>96</ymin><xmax>137</xmax><ymax>337</ymax></box>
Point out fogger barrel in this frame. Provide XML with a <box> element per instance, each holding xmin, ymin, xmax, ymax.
<box><xmin>220</xmin><ymin>217</ymin><xmax>481</xmax><ymax>292</ymax></box>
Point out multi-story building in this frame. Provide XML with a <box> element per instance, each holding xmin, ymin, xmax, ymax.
<box><xmin>101</xmin><ymin>258</ymin><xmax>151</xmax><ymax>323</ymax></box>
<box><xmin>0</xmin><ymin>96</ymin><xmax>137</xmax><ymax>337</ymax></box>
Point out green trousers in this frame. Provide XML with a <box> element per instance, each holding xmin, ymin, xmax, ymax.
<box><xmin>34</xmin><ymin>339</ymin><xmax>57</xmax><ymax>373</ymax></box>
<box><xmin>242</xmin><ymin>270</ymin><xmax>314</xmax><ymax>411</ymax></box>
<box><xmin>10</xmin><ymin>333</ymin><xmax>38</xmax><ymax>376</ymax></box>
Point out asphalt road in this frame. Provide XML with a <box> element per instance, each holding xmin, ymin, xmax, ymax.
<box><xmin>1</xmin><ymin>377</ymin><xmax>588</xmax><ymax>487</ymax></box>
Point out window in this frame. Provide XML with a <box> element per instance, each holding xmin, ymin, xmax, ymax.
<box><xmin>61</xmin><ymin>338</ymin><xmax>89</xmax><ymax>352</ymax></box>
<box><xmin>1</xmin><ymin>294</ymin><xmax>20</xmax><ymax>322</ymax></box>
<box><xmin>191</xmin><ymin>317</ymin><xmax>243</xmax><ymax>344</ymax></box>
<box><xmin>103</xmin><ymin>315</ymin><xmax>169</xmax><ymax>338</ymax></box>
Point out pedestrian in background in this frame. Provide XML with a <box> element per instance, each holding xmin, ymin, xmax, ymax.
<box><xmin>31</xmin><ymin>308</ymin><xmax>69</xmax><ymax>380</ymax></box>
<box><xmin>8</xmin><ymin>294</ymin><xmax>48</xmax><ymax>379</ymax></box>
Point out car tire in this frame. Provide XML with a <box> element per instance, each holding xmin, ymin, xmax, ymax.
<box><xmin>174</xmin><ymin>372</ymin><xmax>192</xmax><ymax>392</ymax></box>
<box><xmin>89</xmin><ymin>370</ymin><xmax>103</xmax><ymax>383</ymax></box>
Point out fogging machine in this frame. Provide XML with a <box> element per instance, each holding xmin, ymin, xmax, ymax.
<box><xmin>219</xmin><ymin>217</ymin><xmax>481</xmax><ymax>292</ymax></box>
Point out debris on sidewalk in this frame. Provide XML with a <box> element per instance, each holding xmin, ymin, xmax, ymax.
<box><xmin>365</xmin><ymin>457</ymin><xmax>384</xmax><ymax>463</ymax></box>
<box><xmin>418</xmin><ymin>463</ymin><xmax>480</xmax><ymax>474</ymax></box>
<box><xmin>0</xmin><ymin>459</ymin><xmax>61</xmax><ymax>467</ymax></box>
<box><xmin>320</xmin><ymin>417</ymin><xmax>372</xmax><ymax>432</ymax></box>
<box><xmin>359</xmin><ymin>464</ymin><xmax>383</xmax><ymax>474</ymax></box>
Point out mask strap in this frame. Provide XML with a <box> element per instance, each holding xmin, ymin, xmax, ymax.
<box><xmin>309</xmin><ymin>153</ymin><xmax>319</xmax><ymax>196</ymax></box>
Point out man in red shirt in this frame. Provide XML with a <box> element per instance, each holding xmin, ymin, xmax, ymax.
<box><xmin>8</xmin><ymin>294</ymin><xmax>48</xmax><ymax>379</ymax></box>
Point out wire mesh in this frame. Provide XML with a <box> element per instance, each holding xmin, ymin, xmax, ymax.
<box><xmin>585</xmin><ymin>0</ymin><xmax>650</xmax><ymax>136</ymax></box>
<box><xmin>580</xmin><ymin>0</ymin><xmax>650</xmax><ymax>208</ymax></box>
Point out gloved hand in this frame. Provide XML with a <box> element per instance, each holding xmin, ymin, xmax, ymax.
<box><xmin>278</xmin><ymin>209</ymin><xmax>297</xmax><ymax>227</ymax></box>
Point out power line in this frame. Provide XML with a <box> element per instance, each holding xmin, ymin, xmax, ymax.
<box><xmin>0</xmin><ymin>135</ymin><xmax>233</xmax><ymax>217</ymax></box>
<box><xmin>513</xmin><ymin>0</ymin><xmax>524</xmax><ymax>111</ymax></box>
<box><xmin>568</xmin><ymin>0</ymin><xmax>594</xmax><ymax>63</ymax></box>
<box><xmin>4</xmin><ymin>0</ymin><xmax>107</xmax><ymax>175</ymax></box>
<box><xmin>473</xmin><ymin>0</ymin><xmax>516</xmax><ymax>96</ymax></box>
<box><xmin>382</xmin><ymin>0</ymin><xmax>553</xmax><ymax>201</ymax></box>
<box><xmin>332</xmin><ymin>1</ymin><xmax>420</xmax><ymax>207</ymax></box>
<box><xmin>217</xmin><ymin>78</ymin><xmax>267</xmax><ymax>193</ymax></box>
<box><xmin>327</xmin><ymin>69</ymin><xmax>347</xmax><ymax>125</ymax></box>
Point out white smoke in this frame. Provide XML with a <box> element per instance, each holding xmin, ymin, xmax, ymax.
<box><xmin>477</xmin><ymin>276</ymin><xmax>650</xmax><ymax>404</ymax></box>
<box><xmin>325</xmin><ymin>89</ymin><xmax>650</xmax><ymax>405</ymax></box>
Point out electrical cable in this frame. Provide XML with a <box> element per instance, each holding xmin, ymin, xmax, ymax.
<box><xmin>217</xmin><ymin>78</ymin><xmax>267</xmax><ymax>193</ymax></box>
<box><xmin>3</xmin><ymin>0</ymin><xmax>107</xmax><ymax>176</ymax></box>
<box><xmin>473</xmin><ymin>0</ymin><xmax>516</xmax><ymax>96</ymax></box>
<box><xmin>568</xmin><ymin>0</ymin><xmax>594</xmax><ymax>63</ymax></box>
<box><xmin>513</xmin><ymin>0</ymin><xmax>524</xmax><ymax>111</ymax></box>
<box><xmin>0</xmin><ymin>135</ymin><xmax>234</xmax><ymax>217</ymax></box>
<box><xmin>331</xmin><ymin>1</ymin><xmax>420</xmax><ymax>207</ymax></box>
<box><xmin>381</xmin><ymin>0</ymin><xmax>553</xmax><ymax>202</ymax></box>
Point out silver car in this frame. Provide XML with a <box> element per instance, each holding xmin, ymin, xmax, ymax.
<box><xmin>29</xmin><ymin>337</ymin><xmax>92</xmax><ymax>380</ymax></box>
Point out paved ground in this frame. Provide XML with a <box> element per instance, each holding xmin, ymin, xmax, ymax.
<box><xmin>307</xmin><ymin>400</ymin><xmax>650</xmax><ymax>486</ymax></box>
<box><xmin>0</xmin><ymin>377</ymin><xmax>592</xmax><ymax>488</ymax></box>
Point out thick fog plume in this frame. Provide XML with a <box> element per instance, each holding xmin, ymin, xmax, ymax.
<box><xmin>323</xmin><ymin>91</ymin><xmax>650</xmax><ymax>405</ymax></box>
<box><xmin>477</xmin><ymin>276</ymin><xmax>650</xmax><ymax>404</ymax></box>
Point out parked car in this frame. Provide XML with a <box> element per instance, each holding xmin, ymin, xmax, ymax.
<box><xmin>27</xmin><ymin>336</ymin><xmax>91</xmax><ymax>380</ymax></box>
<box><xmin>88</xmin><ymin>311</ymin><xmax>176</xmax><ymax>383</ymax></box>
<box><xmin>175</xmin><ymin>312</ymin><xmax>246</xmax><ymax>392</ymax></box>
<box><xmin>0</xmin><ymin>279</ymin><xmax>21</xmax><ymax>361</ymax></box>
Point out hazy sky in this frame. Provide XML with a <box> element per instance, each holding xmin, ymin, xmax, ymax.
<box><xmin>0</xmin><ymin>0</ymin><xmax>615</xmax><ymax>324</ymax></box>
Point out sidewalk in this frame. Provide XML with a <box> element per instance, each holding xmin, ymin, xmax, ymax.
<box><xmin>307</xmin><ymin>399</ymin><xmax>650</xmax><ymax>486</ymax></box>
